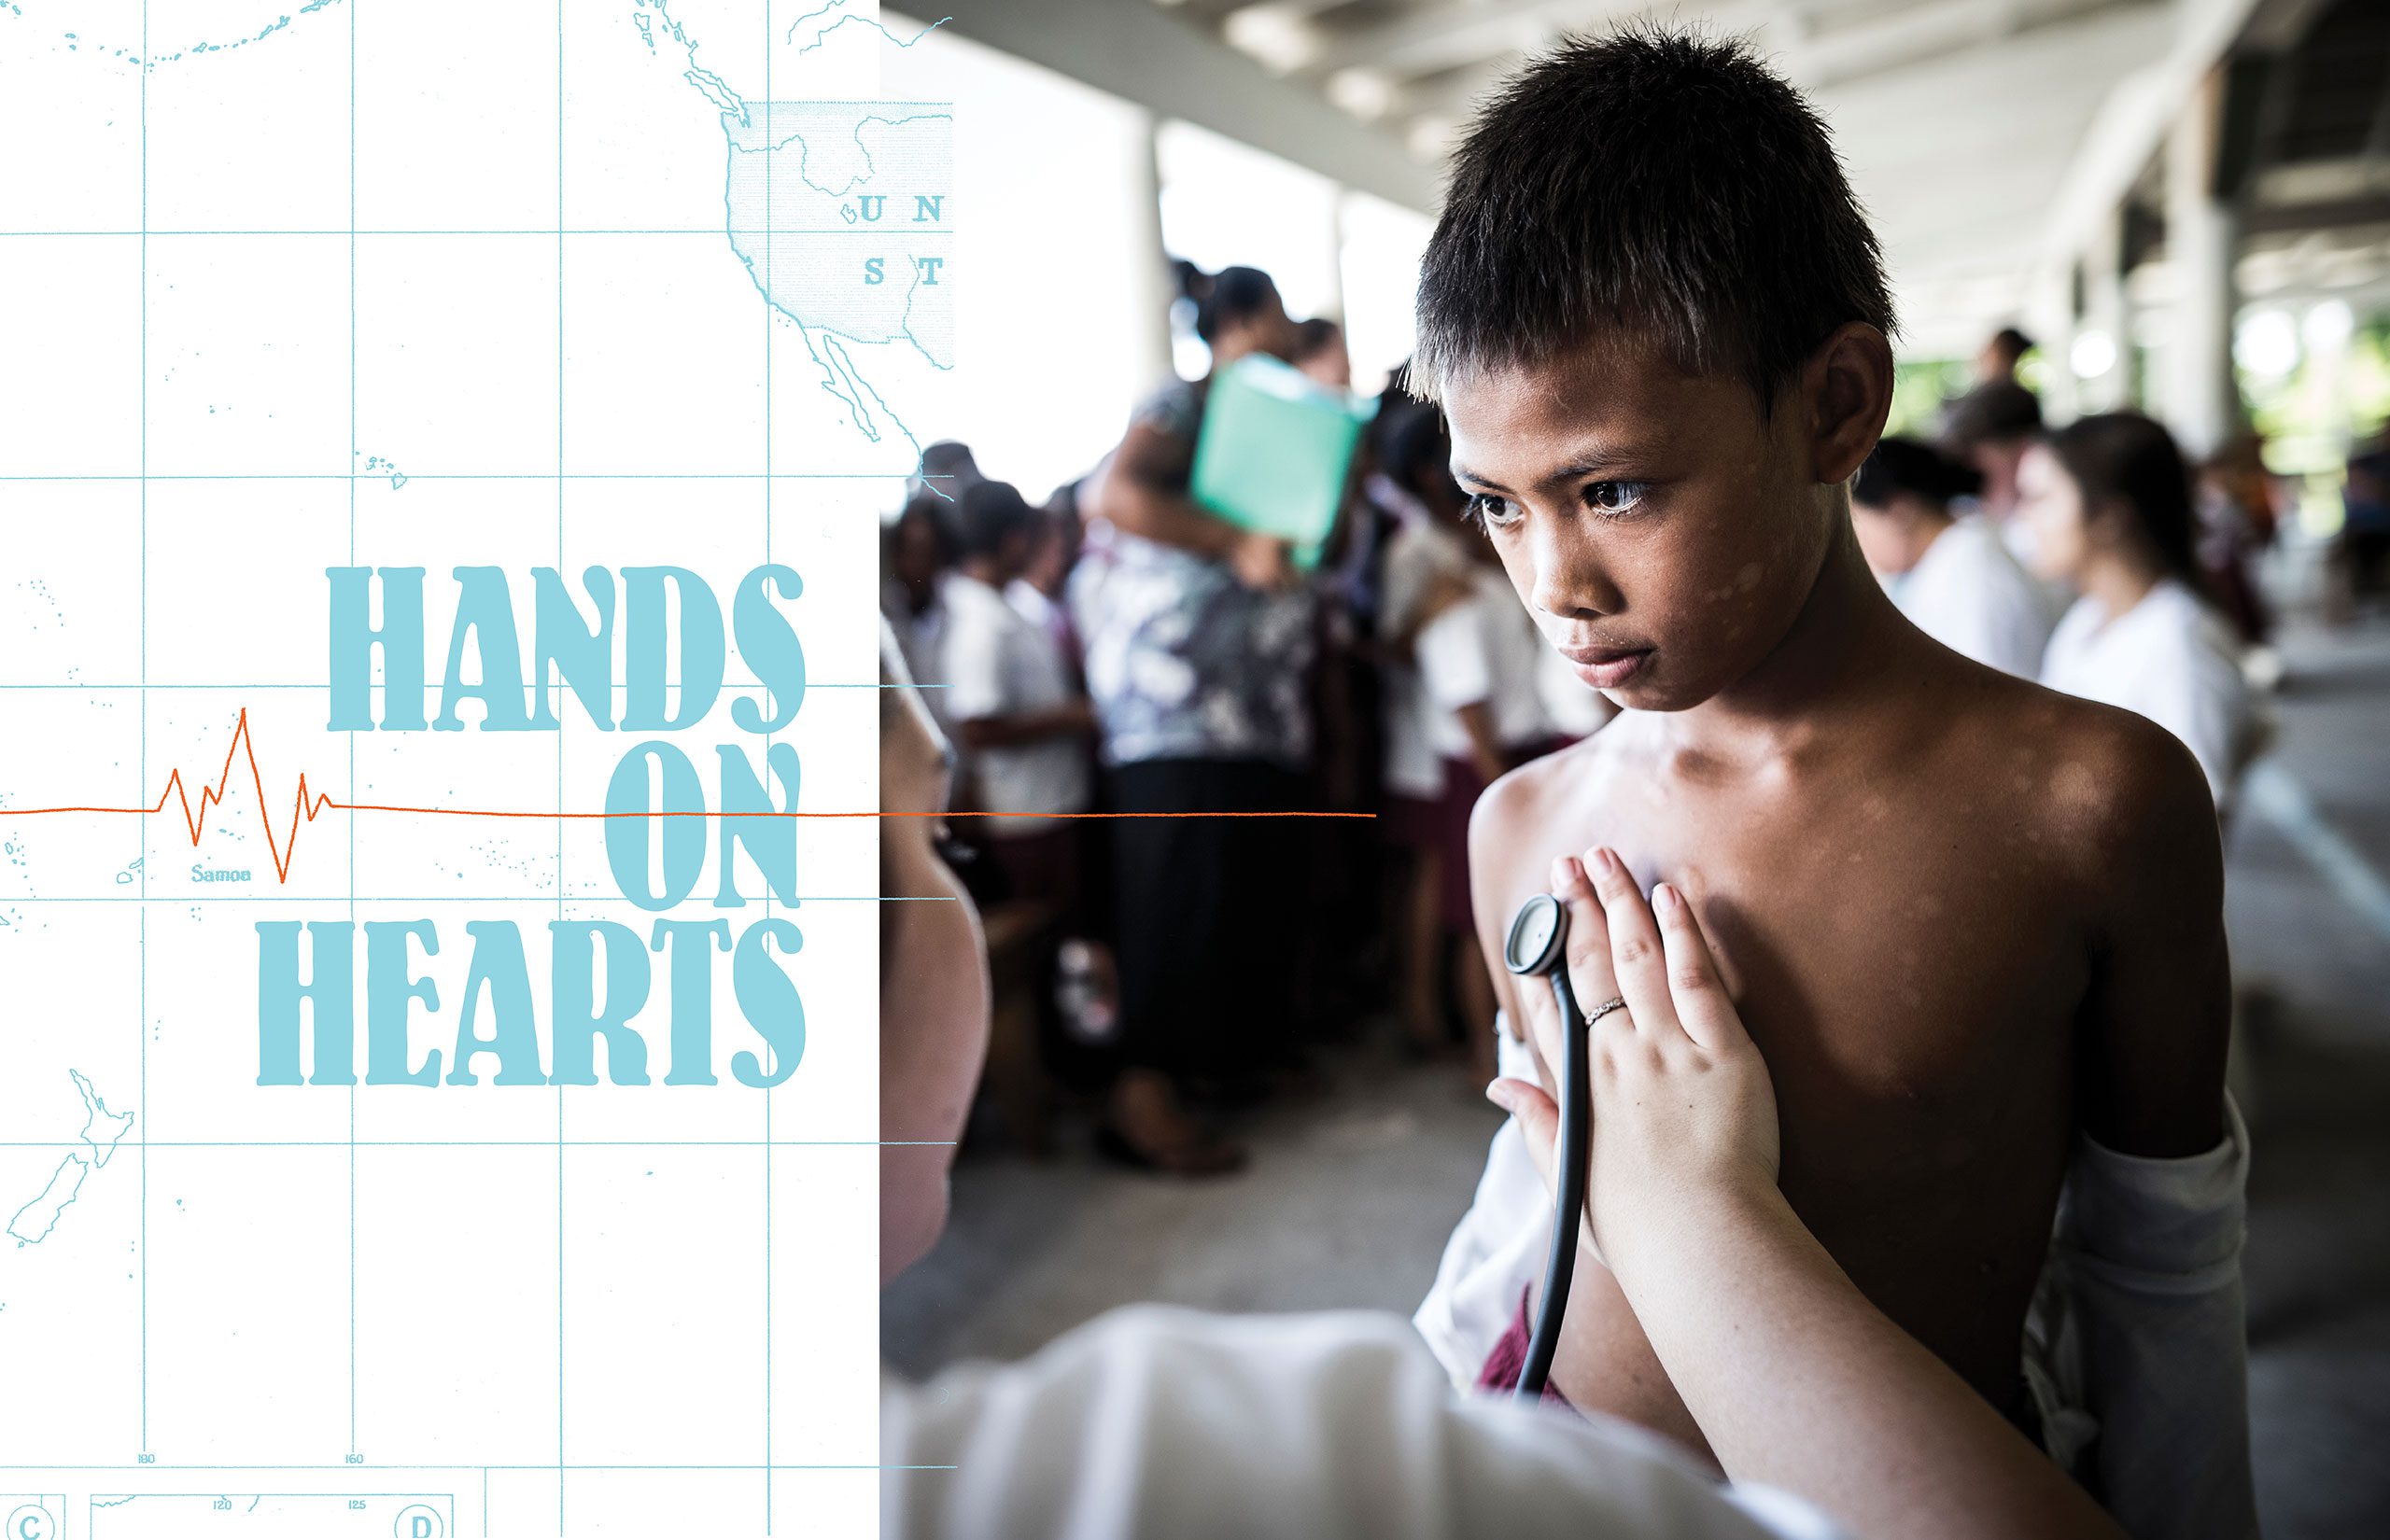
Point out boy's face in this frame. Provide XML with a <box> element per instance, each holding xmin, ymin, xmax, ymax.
<box><xmin>1443</xmin><ymin>335</ymin><xmax>1839</xmax><ymax>713</ymax></box>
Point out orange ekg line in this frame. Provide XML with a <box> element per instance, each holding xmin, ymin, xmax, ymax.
<box><xmin>8</xmin><ymin>709</ymin><xmax>1370</xmax><ymax>885</ymax></box>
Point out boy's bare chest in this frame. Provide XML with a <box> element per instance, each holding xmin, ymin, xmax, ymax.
<box><xmin>1511</xmin><ymin>763</ymin><xmax>2090</xmax><ymax>1141</ymax></box>
<box><xmin>1496</xmin><ymin>742</ymin><xmax>2104</xmax><ymax>1441</ymax></box>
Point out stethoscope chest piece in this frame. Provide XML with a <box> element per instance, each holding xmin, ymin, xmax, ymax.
<box><xmin>1504</xmin><ymin>891</ymin><xmax>1567</xmax><ymax>977</ymax></box>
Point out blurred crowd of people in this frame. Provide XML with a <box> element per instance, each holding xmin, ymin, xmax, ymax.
<box><xmin>882</xmin><ymin>268</ymin><xmax>2351</xmax><ymax>1178</ymax></box>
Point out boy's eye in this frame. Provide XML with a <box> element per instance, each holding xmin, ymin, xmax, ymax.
<box><xmin>1465</xmin><ymin>493</ymin><xmax>1520</xmax><ymax>530</ymax></box>
<box><xmin>1583</xmin><ymin>481</ymin><xmax>1651</xmax><ymax>516</ymax></box>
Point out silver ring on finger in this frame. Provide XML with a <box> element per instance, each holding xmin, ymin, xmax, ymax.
<box><xmin>1584</xmin><ymin>997</ymin><xmax>1629</xmax><ymax>1027</ymax></box>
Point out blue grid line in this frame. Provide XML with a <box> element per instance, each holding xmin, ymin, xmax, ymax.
<box><xmin>0</xmin><ymin>471</ymin><xmax>937</xmax><ymax>481</ymax></box>
<box><xmin>762</xmin><ymin>7</ymin><xmax>776</xmax><ymax>1523</ymax></box>
<box><xmin>0</xmin><ymin>682</ymin><xmax>940</xmax><ymax>690</ymax></box>
<box><xmin>0</xmin><ymin>1463</ymin><xmax>953</xmax><ymax>1471</ymax></box>
<box><xmin>346</xmin><ymin>0</ymin><xmax>358</xmax><ymax>1461</ymax></box>
<box><xmin>0</xmin><ymin>1141</ymin><xmax>951</xmax><ymax>1149</ymax></box>
<box><xmin>555</xmin><ymin>1</ymin><xmax>569</xmax><ymax>1522</ymax></box>
<box><xmin>136</xmin><ymin>0</ymin><xmax>150</xmax><ymax>1460</ymax></box>
<box><xmin>348</xmin><ymin>0</ymin><xmax>361</xmax><ymax>1459</ymax></box>
<box><xmin>1</xmin><ymin>895</ymin><xmax>953</xmax><ymax>903</ymax></box>
<box><xmin>2</xmin><ymin>228</ymin><xmax>952</xmax><ymax>235</ymax></box>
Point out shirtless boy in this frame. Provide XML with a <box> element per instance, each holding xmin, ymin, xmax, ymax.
<box><xmin>1412</xmin><ymin>28</ymin><xmax>2239</xmax><ymax>1488</ymax></box>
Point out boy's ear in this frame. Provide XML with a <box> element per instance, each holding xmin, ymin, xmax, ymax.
<box><xmin>1803</xmin><ymin>322</ymin><xmax>1894</xmax><ymax>485</ymax></box>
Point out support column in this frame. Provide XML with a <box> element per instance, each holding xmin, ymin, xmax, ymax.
<box><xmin>1124</xmin><ymin>109</ymin><xmax>1176</xmax><ymax>388</ymax></box>
<box><xmin>2077</xmin><ymin>209</ymin><xmax>2130</xmax><ymax>414</ymax></box>
<box><xmin>2027</xmin><ymin>261</ymin><xmax>2079</xmax><ymax>425</ymax></box>
<box><xmin>1323</xmin><ymin>192</ymin><xmax>1347</xmax><ymax>325</ymax></box>
<box><xmin>2164</xmin><ymin>66</ymin><xmax>2240</xmax><ymax>459</ymax></box>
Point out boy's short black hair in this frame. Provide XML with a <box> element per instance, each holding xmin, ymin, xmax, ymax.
<box><xmin>955</xmin><ymin>479</ymin><xmax>1036</xmax><ymax>562</ymax></box>
<box><xmin>1413</xmin><ymin>26</ymin><xmax>1895</xmax><ymax>409</ymax></box>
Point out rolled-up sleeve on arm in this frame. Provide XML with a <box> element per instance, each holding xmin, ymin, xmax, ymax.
<box><xmin>2034</xmin><ymin>1094</ymin><xmax>2258</xmax><ymax>1540</ymax></box>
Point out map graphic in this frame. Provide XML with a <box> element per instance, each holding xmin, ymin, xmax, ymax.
<box><xmin>7</xmin><ymin>1071</ymin><xmax>134</xmax><ymax>1246</ymax></box>
<box><xmin>642</xmin><ymin>0</ymin><xmax>954</xmax><ymax>455</ymax></box>
<box><xmin>0</xmin><ymin>1</ymin><xmax>927</xmax><ymax>1533</ymax></box>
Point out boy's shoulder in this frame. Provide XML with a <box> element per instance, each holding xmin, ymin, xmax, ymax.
<box><xmin>1933</xmin><ymin>662</ymin><xmax>2219</xmax><ymax>877</ymax></box>
<box><xmin>1468</xmin><ymin>729</ymin><xmax>1608</xmax><ymax>858</ymax></box>
<box><xmin>1470</xmin><ymin>662</ymin><xmax>2217</xmax><ymax>889</ymax></box>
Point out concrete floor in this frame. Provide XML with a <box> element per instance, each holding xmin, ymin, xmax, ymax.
<box><xmin>884</xmin><ymin>615</ymin><xmax>2390</xmax><ymax>1540</ymax></box>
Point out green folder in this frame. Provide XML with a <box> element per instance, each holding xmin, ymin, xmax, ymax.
<box><xmin>1190</xmin><ymin>354</ymin><xmax>1378</xmax><ymax>569</ymax></box>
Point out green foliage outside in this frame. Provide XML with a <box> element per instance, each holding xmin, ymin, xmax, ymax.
<box><xmin>1885</xmin><ymin>357</ymin><xmax>1976</xmax><ymax>439</ymax></box>
<box><xmin>1890</xmin><ymin>315</ymin><xmax>2390</xmax><ymax>539</ymax></box>
<box><xmin>2242</xmin><ymin>313</ymin><xmax>2390</xmax><ymax>538</ymax></box>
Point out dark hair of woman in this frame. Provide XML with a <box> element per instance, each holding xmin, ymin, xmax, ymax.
<box><xmin>1173</xmin><ymin>260</ymin><xmax>1281</xmax><ymax>345</ymax></box>
<box><xmin>2045</xmin><ymin>411</ymin><xmax>2203</xmax><ymax>585</ymax></box>
<box><xmin>1852</xmin><ymin>436</ymin><xmax>1982</xmax><ymax>510</ymax></box>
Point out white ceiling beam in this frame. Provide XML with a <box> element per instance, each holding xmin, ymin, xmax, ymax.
<box><xmin>1781</xmin><ymin>0</ymin><xmax>2148</xmax><ymax>89</ymax></box>
<box><xmin>918</xmin><ymin>0</ymin><xmax>1438</xmax><ymax>211</ymax></box>
<box><xmin>2035</xmin><ymin>0</ymin><xmax>2268</xmax><ymax>275</ymax></box>
<box><xmin>1390</xmin><ymin>5</ymin><xmax>1802</xmax><ymax>118</ymax></box>
<box><xmin>1818</xmin><ymin>2</ymin><xmax>2177</xmax><ymax>149</ymax></box>
<box><xmin>1300</xmin><ymin>0</ymin><xmax>1612</xmax><ymax>80</ymax></box>
<box><xmin>1387</xmin><ymin>0</ymin><xmax>2144</xmax><ymax>129</ymax></box>
<box><xmin>1303</xmin><ymin>0</ymin><xmax>1784</xmax><ymax>82</ymax></box>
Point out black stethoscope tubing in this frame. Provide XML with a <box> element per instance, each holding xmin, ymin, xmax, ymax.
<box><xmin>1503</xmin><ymin>891</ymin><xmax>1593</xmax><ymax>1402</ymax></box>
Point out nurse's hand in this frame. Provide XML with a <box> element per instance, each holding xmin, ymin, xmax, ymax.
<box><xmin>1487</xmin><ymin>848</ymin><xmax>1781</xmax><ymax>1269</ymax></box>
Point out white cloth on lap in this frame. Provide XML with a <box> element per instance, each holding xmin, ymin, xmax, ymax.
<box><xmin>884</xmin><ymin>1303</ymin><xmax>1844</xmax><ymax>1540</ymax></box>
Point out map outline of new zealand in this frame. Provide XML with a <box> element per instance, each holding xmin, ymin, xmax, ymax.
<box><xmin>7</xmin><ymin>1071</ymin><xmax>134</xmax><ymax>1248</ymax></box>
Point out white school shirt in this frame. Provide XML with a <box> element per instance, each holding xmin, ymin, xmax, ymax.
<box><xmin>2038</xmin><ymin>578</ymin><xmax>2257</xmax><ymax>810</ymax></box>
<box><xmin>1413</xmin><ymin>592</ymin><xmax>1494</xmax><ymax>767</ymax></box>
<box><xmin>1885</xmin><ymin>516</ymin><xmax>2053</xmax><ymax>679</ymax></box>
<box><xmin>1004</xmin><ymin>577</ymin><xmax>1068</xmax><ymax>654</ymax></box>
<box><xmin>1380</xmin><ymin>515</ymin><xmax>1478</xmax><ymax>798</ymax></box>
<box><xmin>1408</xmin><ymin>567</ymin><xmax>1554</xmax><ymax>776</ymax></box>
<box><xmin>1476</xmin><ymin>567</ymin><xmax>1555</xmax><ymax>749</ymax></box>
<box><xmin>939</xmin><ymin>571</ymin><xmax>1090</xmax><ymax>832</ymax></box>
<box><xmin>884</xmin><ymin>1303</ymin><xmax>1844</xmax><ymax>1540</ymax></box>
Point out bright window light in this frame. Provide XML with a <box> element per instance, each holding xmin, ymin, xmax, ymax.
<box><xmin>2234</xmin><ymin>309</ymin><xmax>2299</xmax><ymax>379</ymax></box>
<box><xmin>2070</xmin><ymin>329</ymin><xmax>2118</xmax><ymax>380</ymax></box>
<box><xmin>884</xmin><ymin>20</ymin><xmax>1170</xmax><ymax>498</ymax></box>
<box><xmin>1340</xmin><ymin>190</ymin><xmax>1432</xmax><ymax>397</ymax></box>
<box><xmin>1158</xmin><ymin>119</ymin><xmax>1343</xmax><ymax>326</ymax></box>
